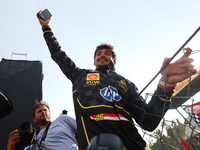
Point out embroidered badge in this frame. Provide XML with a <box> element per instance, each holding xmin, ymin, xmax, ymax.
<box><xmin>86</xmin><ymin>73</ymin><xmax>100</xmax><ymax>86</ymax></box>
<box><xmin>118</xmin><ymin>80</ymin><xmax>128</xmax><ymax>92</ymax></box>
<box><xmin>100</xmin><ymin>85</ymin><xmax>122</xmax><ymax>101</ymax></box>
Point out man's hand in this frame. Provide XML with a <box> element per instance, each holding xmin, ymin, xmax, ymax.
<box><xmin>36</xmin><ymin>10</ymin><xmax>51</xmax><ymax>27</ymax></box>
<box><xmin>161</xmin><ymin>47</ymin><xmax>196</xmax><ymax>85</ymax></box>
<box><xmin>7</xmin><ymin>130</ymin><xmax>20</xmax><ymax>150</ymax></box>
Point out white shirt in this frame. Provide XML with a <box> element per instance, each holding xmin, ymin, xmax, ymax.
<box><xmin>25</xmin><ymin>115</ymin><xmax>78</xmax><ymax>150</ymax></box>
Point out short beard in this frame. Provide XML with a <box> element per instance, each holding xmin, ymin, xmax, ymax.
<box><xmin>37</xmin><ymin>116</ymin><xmax>51</xmax><ymax>125</ymax></box>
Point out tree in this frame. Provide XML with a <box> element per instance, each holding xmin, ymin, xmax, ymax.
<box><xmin>148</xmin><ymin>119</ymin><xmax>185</xmax><ymax>150</ymax></box>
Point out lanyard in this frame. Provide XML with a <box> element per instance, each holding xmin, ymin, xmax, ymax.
<box><xmin>38</xmin><ymin>122</ymin><xmax>51</xmax><ymax>150</ymax></box>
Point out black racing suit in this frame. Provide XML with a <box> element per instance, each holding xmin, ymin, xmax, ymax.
<box><xmin>43</xmin><ymin>27</ymin><xmax>173</xmax><ymax>150</ymax></box>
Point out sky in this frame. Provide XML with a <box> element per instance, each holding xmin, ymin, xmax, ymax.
<box><xmin>1</xmin><ymin>0</ymin><xmax>200</xmax><ymax>132</ymax></box>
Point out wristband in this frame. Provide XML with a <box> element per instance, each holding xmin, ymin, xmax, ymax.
<box><xmin>159</xmin><ymin>79</ymin><xmax>176</xmax><ymax>93</ymax></box>
<box><xmin>159</xmin><ymin>79</ymin><xmax>176</xmax><ymax>87</ymax></box>
<box><xmin>159</xmin><ymin>84</ymin><xmax>175</xmax><ymax>93</ymax></box>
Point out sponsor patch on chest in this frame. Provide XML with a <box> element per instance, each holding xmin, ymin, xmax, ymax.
<box><xmin>86</xmin><ymin>73</ymin><xmax>100</xmax><ymax>86</ymax></box>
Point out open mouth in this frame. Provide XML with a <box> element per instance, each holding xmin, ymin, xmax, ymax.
<box><xmin>99</xmin><ymin>58</ymin><xmax>107</xmax><ymax>63</ymax></box>
<box><xmin>41</xmin><ymin>114</ymin><xmax>46</xmax><ymax>118</ymax></box>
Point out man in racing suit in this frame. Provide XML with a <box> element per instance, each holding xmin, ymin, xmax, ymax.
<box><xmin>36</xmin><ymin>11</ymin><xmax>196</xmax><ymax>150</ymax></box>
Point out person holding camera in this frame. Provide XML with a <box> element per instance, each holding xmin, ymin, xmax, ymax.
<box><xmin>7</xmin><ymin>130</ymin><xmax>21</xmax><ymax>150</ymax></box>
<box><xmin>7</xmin><ymin>102</ymin><xmax>78</xmax><ymax>150</ymax></box>
<box><xmin>36</xmin><ymin>10</ymin><xmax>196</xmax><ymax>150</ymax></box>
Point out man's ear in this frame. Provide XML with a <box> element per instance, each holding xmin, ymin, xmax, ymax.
<box><xmin>113</xmin><ymin>60</ymin><xmax>116</xmax><ymax>65</ymax></box>
<box><xmin>33</xmin><ymin>118</ymin><xmax>36</xmax><ymax>123</ymax></box>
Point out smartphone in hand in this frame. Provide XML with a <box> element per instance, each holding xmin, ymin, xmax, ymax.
<box><xmin>39</xmin><ymin>9</ymin><xmax>52</xmax><ymax>22</ymax></box>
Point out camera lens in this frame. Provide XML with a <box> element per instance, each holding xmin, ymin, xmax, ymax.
<box><xmin>21</xmin><ymin>122</ymin><xmax>30</xmax><ymax>130</ymax></box>
<box><xmin>16</xmin><ymin>121</ymin><xmax>36</xmax><ymax>150</ymax></box>
<box><xmin>0</xmin><ymin>91</ymin><xmax>13</xmax><ymax>119</ymax></box>
<box><xmin>19</xmin><ymin>121</ymin><xmax>32</xmax><ymax>136</ymax></box>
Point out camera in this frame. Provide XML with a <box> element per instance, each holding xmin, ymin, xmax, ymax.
<box><xmin>0</xmin><ymin>91</ymin><xmax>13</xmax><ymax>119</ymax></box>
<box><xmin>16</xmin><ymin>121</ymin><xmax>37</xmax><ymax>150</ymax></box>
<box><xmin>87</xmin><ymin>133</ymin><xmax>126</xmax><ymax>150</ymax></box>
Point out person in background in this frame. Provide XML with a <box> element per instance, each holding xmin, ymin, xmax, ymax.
<box><xmin>62</xmin><ymin>110</ymin><xmax>68</xmax><ymax>115</ymax></box>
<box><xmin>7</xmin><ymin>102</ymin><xmax>78</xmax><ymax>150</ymax></box>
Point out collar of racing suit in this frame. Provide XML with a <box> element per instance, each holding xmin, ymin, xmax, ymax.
<box><xmin>96</xmin><ymin>61</ymin><xmax>115</xmax><ymax>74</ymax></box>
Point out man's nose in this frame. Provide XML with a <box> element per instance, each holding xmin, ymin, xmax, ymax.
<box><xmin>100</xmin><ymin>54</ymin><xmax>106</xmax><ymax>58</ymax></box>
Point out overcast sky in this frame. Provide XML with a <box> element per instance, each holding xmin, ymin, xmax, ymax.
<box><xmin>1</xmin><ymin>0</ymin><xmax>200</xmax><ymax>129</ymax></box>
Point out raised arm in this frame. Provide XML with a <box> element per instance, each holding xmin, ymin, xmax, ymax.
<box><xmin>36</xmin><ymin>11</ymin><xmax>82</xmax><ymax>82</ymax></box>
<box><xmin>130</xmin><ymin>47</ymin><xmax>196</xmax><ymax>131</ymax></box>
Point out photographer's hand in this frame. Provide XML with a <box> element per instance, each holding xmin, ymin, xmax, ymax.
<box><xmin>7</xmin><ymin>130</ymin><xmax>20</xmax><ymax>150</ymax></box>
<box><xmin>36</xmin><ymin>10</ymin><xmax>51</xmax><ymax>27</ymax></box>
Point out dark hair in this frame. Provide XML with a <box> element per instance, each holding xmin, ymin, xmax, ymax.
<box><xmin>94</xmin><ymin>43</ymin><xmax>117</xmax><ymax>61</ymax></box>
<box><xmin>32</xmin><ymin>102</ymin><xmax>50</xmax><ymax>118</ymax></box>
<box><xmin>62</xmin><ymin>110</ymin><xmax>68</xmax><ymax>114</ymax></box>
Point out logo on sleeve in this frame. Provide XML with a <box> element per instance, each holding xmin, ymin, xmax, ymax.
<box><xmin>100</xmin><ymin>86</ymin><xmax>122</xmax><ymax>101</ymax></box>
<box><xmin>118</xmin><ymin>80</ymin><xmax>128</xmax><ymax>92</ymax></box>
<box><xmin>86</xmin><ymin>73</ymin><xmax>100</xmax><ymax>86</ymax></box>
